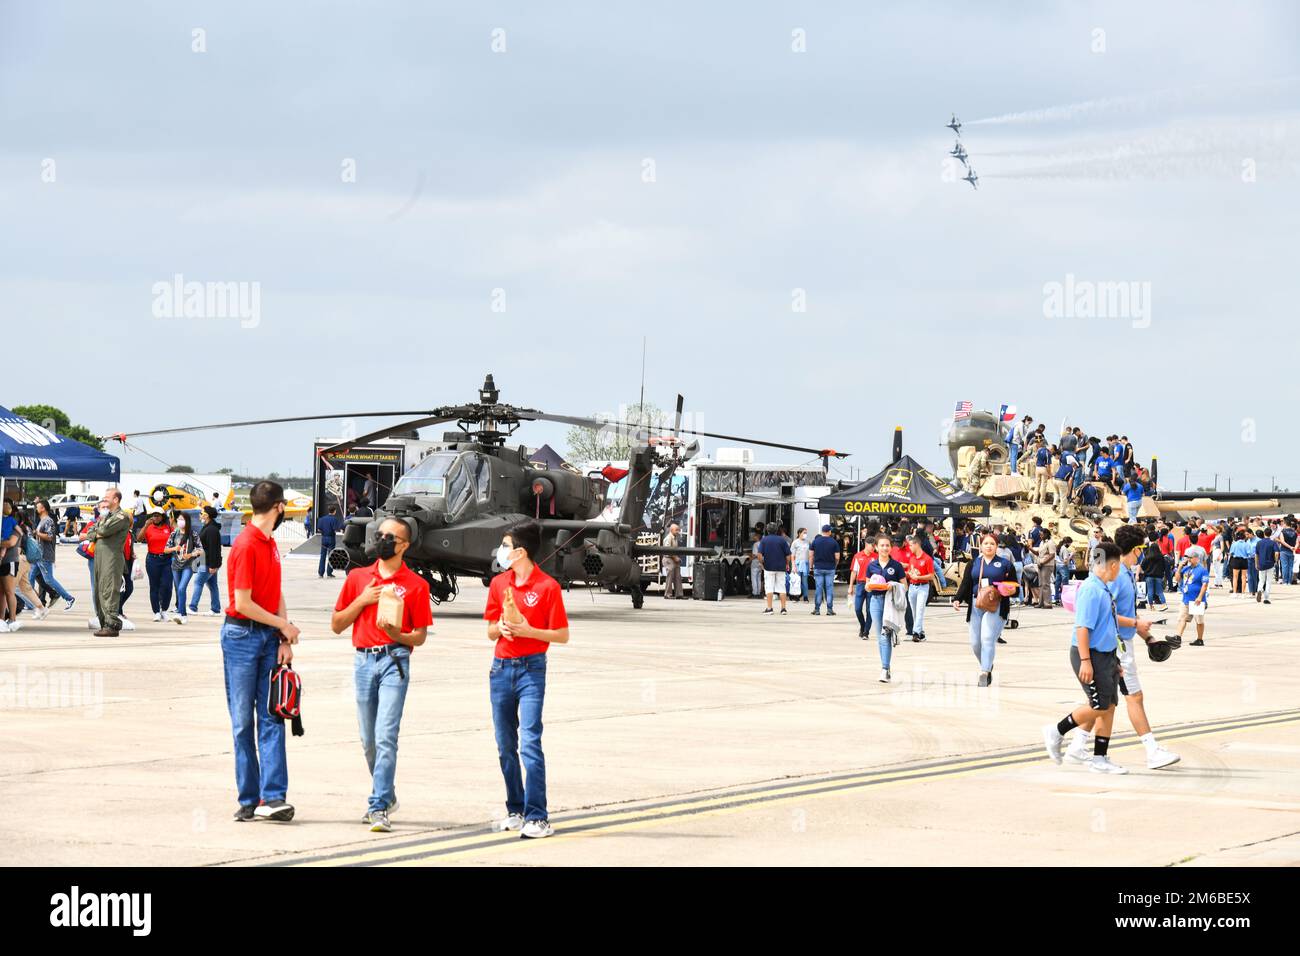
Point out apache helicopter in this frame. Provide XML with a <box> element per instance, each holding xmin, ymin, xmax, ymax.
<box><xmin>107</xmin><ymin>375</ymin><xmax>848</xmax><ymax>609</ymax></box>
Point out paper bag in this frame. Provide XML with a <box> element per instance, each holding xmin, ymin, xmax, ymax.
<box><xmin>376</xmin><ymin>584</ymin><xmax>404</xmax><ymax>630</ymax></box>
<box><xmin>502</xmin><ymin>587</ymin><xmax>526</xmax><ymax>626</ymax></box>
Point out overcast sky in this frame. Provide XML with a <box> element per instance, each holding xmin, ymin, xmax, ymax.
<box><xmin>4</xmin><ymin>1</ymin><xmax>1298</xmax><ymax>490</ymax></box>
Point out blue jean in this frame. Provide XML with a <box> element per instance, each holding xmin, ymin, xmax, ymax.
<box><xmin>172</xmin><ymin>565</ymin><xmax>195</xmax><ymax>616</ymax></box>
<box><xmin>489</xmin><ymin>653</ymin><xmax>548</xmax><ymax>821</ymax></box>
<box><xmin>1281</xmin><ymin>550</ymin><xmax>1295</xmax><ymax>585</ymax></box>
<box><xmin>145</xmin><ymin>553</ymin><xmax>172</xmax><ymax>614</ymax></box>
<box><xmin>220</xmin><ymin>618</ymin><xmax>287</xmax><ymax>807</ymax></box>
<box><xmin>969</xmin><ymin>607</ymin><xmax>1004</xmax><ymax>672</ymax></box>
<box><xmin>1126</xmin><ymin>499</ymin><xmax>1140</xmax><ymax>521</ymax></box>
<box><xmin>1009</xmin><ymin>442</ymin><xmax>1021</xmax><ymax>472</ymax></box>
<box><xmin>1247</xmin><ymin>561</ymin><xmax>1258</xmax><ymax>594</ymax></box>
<box><xmin>30</xmin><ymin>559</ymin><xmax>73</xmax><ymax>602</ymax></box>
<box><xmin>355</xmin><ymin>646</ymin><xmax>411</xmax><ymax>813</ymax></box>
<box><xmin>318</xmin><ymin>543</ymin><xmax>336</xmax><ymax>577</ymax></box>
<box><xmin>853</xmin><ymin>582</ymin><xmax>869</xmax><ymax>634</ymax></box>
<box><xmin>189</xmin><ymin>567</ymin><xmax>222</xmax><ymax>613</ymax></box>
<box><xmin>908</xmin><ymin>583</ymin><xmax>929</xmax><ymax>634</ymax></box>
<box><xmin>1055</xmin><ymin>565</ymin><xmax>1070</xmax><ymax>600</ymax></box>
<box><xmin>813</xmin><ymin>569</ymin><xmax>835</xmax><ymax>610</ymax></box>
<box><xmin>1145</xmin><ymin>576</ymin><xmax>1165</xmax><ymax>606</ymax></box>
<box><xmin>869</xmin><ymin>593</ymin><xmax>890</xmax><ymax>669</ymax></box>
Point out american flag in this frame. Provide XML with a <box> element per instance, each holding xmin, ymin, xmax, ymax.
<box><xmin>953</xmin><ymin>401</ymin><xmax>972</xmax><ymax>420</ymax></box>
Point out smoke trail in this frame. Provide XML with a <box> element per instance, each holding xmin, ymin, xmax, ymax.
<box><xmin>979</xmin><ymin>117</ymin><xmax>1300</xmax><ymax>179</ymax></box>
<box><xmin>968</xmin><ymin>75</ymin><xmax>1299</xmax><ymax>126</ymax></box>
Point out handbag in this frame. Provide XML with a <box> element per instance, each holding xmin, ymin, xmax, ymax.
<box><xmin>268</xmin><ymin>663</ymin><xmax>304</xmax><ymax>737</ymax></box>
<box><xmin>973</xmin><ymin>557</ymin><xmax>1001</xmax><ymax>612</ymax></box>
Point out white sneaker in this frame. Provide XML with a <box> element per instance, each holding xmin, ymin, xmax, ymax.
<box><xmin>63</xmin><ymin>597</ymin><xmax>76</xmax><ymax>612</ymax></box>
<box><xmin>34</xmin><ymin>606</ymin><xmax>49</xmax><ymax>621</ymax></box>
<box><xmin>201</xmin><ymin>609</ymin><xmax>220</xmax><ymax>617</ymax></box>
<box><xmin>119</xmin><ymin>616</ymin><xmax>136</xmax><ymax>632</ymax></box>
<box><xmin>879</xmin><ymin>668</ymin><xmax>891</xmax><ymax>683</ymax></box>
<box><xmin>1146</xmin><ymin>748</ymin><xmax>1180</xmax><ymax>770</ymax></box>
<box><xmin>520</xmin><ymin>819</ymin><xmax>554</xmax><ymax>839</ymax></box>
<box><xmin>0</xmin><ymin>620</ymin><xmax>9</xmax><ymax>633</ymax></box>
<box><xmin>154</xmin><ymin>612</ymin><xmax>165</xmax><ymax>622</ymax></box>
<box><xmin>360</xmin><ymin>800</ymin><xmax>400</xmax><ymax>825</ymax></box>
<box><xmin>87</xmin><ymin>616</ymin><xmax>100</xmax><ymax>630</ymax></box>
<box><xmin>1089</xmin><ymin>755</ymin><xmax>1128</xmax><ymax>775</ymax></box>
<box><xmin>1041</xmin><ymin>723</ymin><xmax>1065</xmax><ymax>764</ymax></box>
<box><xmin>7</xmin><ymin>620</ymin><xmax>21</xmax><ymax>632</ymax></box>
<box><xmin>1065</xmin><ymin>737</ymin><xmax>1092</xmax><ymax>762</ymax></box>
<box><xmin>495</xmin><ymin>812</ymin><xmax>525</xmax><ymax>833</ymax></box>
<box><xmin>173</xmin><ymin>613</ymin><xmax>187</xmax><ymax>625</ymax></box>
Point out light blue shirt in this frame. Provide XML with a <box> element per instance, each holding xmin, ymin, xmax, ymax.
<box><xmin>1106</xmin><ymin>564</ymin><xmax>1138</xmax><ymax>642</ymax></box>
<box><xmin>1073</xmin><ymin>574</ymin><xmax>1118</xmax><ymax>652</ymax></box>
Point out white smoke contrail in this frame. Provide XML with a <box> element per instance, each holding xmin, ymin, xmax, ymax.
<box><xmin>979</xmin><ymin>116</ymin><xmax>1300</xmax><ymax>180</ymax></box>
<box><xmin>968</xmin><ymin>75</ymin><xmax>1299</xmax><ymax>126</ymax></box>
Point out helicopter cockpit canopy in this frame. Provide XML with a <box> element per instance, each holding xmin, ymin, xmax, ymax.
<box><xmin>393</xmin><ymin>452</ymin><xmax>457</xmax><ymax>497</ymax></box>
<box><xmin>393</xmin><ymin>451</ymin><xmax>492</xmax><ymax>512</ymax></box>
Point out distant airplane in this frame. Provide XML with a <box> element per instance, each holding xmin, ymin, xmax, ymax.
<box><xmin>949</xmin><ymin>141</ymin><xmax>969</xmax><ymax>166</ymax></box>
<box><xmin>947</xmin><ymin>113</ymin><xmax>962</xmax><ymax>135</ymax></box>
<box><xmin>963</xmin><ymin>168</ymin><xmax>979</xmax><ymax>190</ymax></box>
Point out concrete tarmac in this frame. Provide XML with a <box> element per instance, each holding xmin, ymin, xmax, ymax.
<box><xmin>2</xmin><ymin>553</ymin><xmax>1297</xmax><ymax>867</ymax></box>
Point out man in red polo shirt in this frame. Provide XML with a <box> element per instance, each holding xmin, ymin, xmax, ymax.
<box><xmin>221</xmin><ymin>481</ymin><xmax>301</xmax><ymax>823</ymax></box>
<box><xmin>331</xmin><ymin>517</ymin><xmax>431</xmax><ymax>833</ymax></box>
<box><xmin>483</xmin><ymin>521</ymin><xmax>569</xmax><ymax>839</ymax></box>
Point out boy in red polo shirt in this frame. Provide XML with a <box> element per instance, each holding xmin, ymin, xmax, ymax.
<box><xmin>331</xmin><ymin>518</ymin><xmax>431</xmax><ymax>833</ymax></box>
<box><xmin>221</xmin><ymin>481</ymin><xmax>301</xmax><ymax>823</ymax></box>
<box><xmin>483</xmin><ymin>521</ymin><xmax>569</xmax><ymax>839</ymax></box>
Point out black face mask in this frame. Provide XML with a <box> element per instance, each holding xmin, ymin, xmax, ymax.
<box><xmin>273</xmin><ymin>507</ymin><xmax>285</xmax><ymax>531</ymax></box>
<box><xmin>376</xmin><ymin>537</ymin><xmax>398</xmax><ymax>560</ymax></box>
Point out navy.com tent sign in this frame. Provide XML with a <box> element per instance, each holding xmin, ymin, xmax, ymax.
<box><xmin>0</xmin><ymin>411</ymin><xmax>120</xmax><ymax>481</ymax></box>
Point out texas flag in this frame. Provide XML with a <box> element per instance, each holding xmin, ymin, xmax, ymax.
<box><xmin>999</xmin><ymin>404</ymin><xmax>1017</xmax><ymax>423</ymax></box>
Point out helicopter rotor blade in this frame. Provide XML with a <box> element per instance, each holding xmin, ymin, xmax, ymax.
<box><xmin>519</xmin><ymin>412</ymin><xmax>615</xmax><ymax>431</ymax></box>
<box><xmin>317</xmin><ymin>414</ymin><xmax>462</xmax><ymax>457</ymax></box>
<box><xmin>528</xmin><ymin>412</ymin><xmax>846</xmax><ymax>460</ymax></box>
<box><xmin>673</xmin><ymin>395</ymin><xmax>684</xmax><ymax>438</ymax></box>
<box><xmin>103</xmin><ymin>412</ymin><xmax>437</xmax><ymax>442</ymax></box>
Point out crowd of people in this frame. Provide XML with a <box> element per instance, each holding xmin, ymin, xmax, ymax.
<box><xmin>969</xmin><ymin>416</ymin><xmax>1153</xmax><ymax>520</ymax></box>
<box><xmin>732</xmin><ymin>501</ymin><xmax>1295</xmax><ymax>697</ymax></box>
<box><xmin>0</xmin><ymin>489</ymin><xmax>228</xmax><ymax>635</ymax></box>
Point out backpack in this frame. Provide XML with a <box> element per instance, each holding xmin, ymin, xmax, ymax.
<box><xmin>24</xmin><ymin>532</ymin><xmax>43</xmax><ymax>564</ymax></box>
<box><xmin>268</xmin><ymin>664</ymin><xmax>305</xmax><ymax>736</ymax></box>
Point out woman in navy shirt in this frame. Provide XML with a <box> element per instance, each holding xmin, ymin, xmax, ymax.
<box><xmin>953</xmin><ymin>532</ymin><xmax>1018</xmax><ymax>686</ymax></box>
<box><xmin>866</xmin><ymin>534</ymin><xmax>908</xmax><ymax>683</ymax></box>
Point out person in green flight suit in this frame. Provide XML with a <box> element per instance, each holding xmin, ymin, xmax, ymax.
<box><xmin>84</xmin><ymin>488</ymin><xmax>130</xmax><ymax>636</ymax></box>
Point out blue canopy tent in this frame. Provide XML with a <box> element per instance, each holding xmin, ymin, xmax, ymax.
<box><xmin>0</xmin><ymin>407</ymin><xmax>121</xmax><ymax>504</ymax></box>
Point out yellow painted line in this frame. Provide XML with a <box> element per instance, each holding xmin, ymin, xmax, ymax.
<box><xmin>269</xmin><ymin>709</ymin><xmax>1300</xmax><ymax>867</ymax></box>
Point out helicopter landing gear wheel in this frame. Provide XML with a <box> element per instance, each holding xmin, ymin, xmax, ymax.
<box><xmin>630</xmin><ymin>585</ymin><xmax>644</xmax><ymax>609</ymax></box>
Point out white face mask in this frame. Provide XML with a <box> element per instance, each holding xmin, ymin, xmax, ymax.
<box><xmin>495</xmin><ymin>545</ymin><xmax>516</xmax><ymax>569</ymax></box>
<box><xmin>98</xmin><ymin>506</ymin><xmax>110</xmax><ymax>517</ymax></box>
